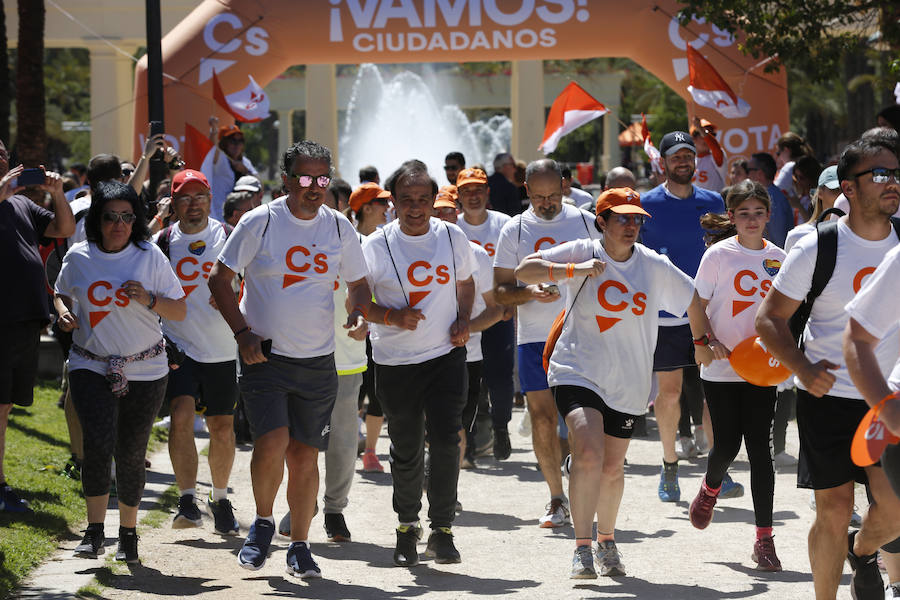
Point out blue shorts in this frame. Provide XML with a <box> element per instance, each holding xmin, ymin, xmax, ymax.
<box><xmin>517</xmin><ymin>342</ymin><xmax>549</xmax><ymax>393</ymax></box>
<box><xmin>652</xmin><ymin>324</ymin><xmax>695</xmax><ymax>372</ymax></box>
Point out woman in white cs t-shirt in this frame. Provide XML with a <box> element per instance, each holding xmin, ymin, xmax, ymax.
<box><xmin>689</xmin><ymin>180</ymin><xmax>786</xmax><ymax>572</ymax></box>
<box><xmin>54</xmin><ymin>181</ymin><xmax>185</xmax><ymax>564</ymax></box>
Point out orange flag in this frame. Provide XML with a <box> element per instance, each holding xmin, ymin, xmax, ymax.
<box><xmin>538</xmin><ymin>82</ymin><xmax>608</xmax><ymax>154</ymax></box>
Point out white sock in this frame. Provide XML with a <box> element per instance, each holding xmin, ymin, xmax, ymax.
<box><xmin>179</xmin><ymin>488</ymin><xmax>196</xmax><ymax>499</ymax></box>
<box><xmin>211</xmin><ymin>487</ymin><xmax>227</xmax><ymax>501</ymax></box>
<box><xmin>256</xmin><ymin>514</ymin><xmax>275</xmax><ymax>524</ymax></box>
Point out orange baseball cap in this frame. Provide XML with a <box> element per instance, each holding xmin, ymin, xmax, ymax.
<box><xmin>439</xmin><ymin>185</ymin><xmax>458</xmax><ymax>201</ymax></box>
<box><xmin>171</xmin><ymin>169</ymin><xmax>210</xmax><ymax>195</ymax></box>
<box><xmin>456</xmin><ymin>168</ymin><xmax>488</xmax><ymax>187</ymax></box>
<box><xmin>434</xmin><ymin>190</ymin><xmax>457</xmax><ymax>210</ymax></box>
<box><xmin>218</xmin><ymin>124</ymin><xmax>243</xmax><ymax>140</ymax></box>
<box><xmin>349</xmin><ymin>182</ymin><xmax>391</xmax><ymax>212</ymax></box>
<box><xmin>595</xmin><ymin>187</ymin><xmax>650</xmax><ymax>217</ymax></box>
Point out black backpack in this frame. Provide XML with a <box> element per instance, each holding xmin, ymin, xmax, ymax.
<box><xmin>788</xmin><ymin>208</ymin><xmax>900</xmax><ymax>345</ymax></box>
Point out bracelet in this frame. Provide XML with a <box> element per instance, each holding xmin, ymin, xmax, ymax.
<box><xmin>383</xmin><ymin>308</ymin><xmax>392</xmax><ymax>326</ymax></box>
<box><xmin>692</xmin><ymin>334</ymin><xmax>710</xmax><ymax>346</ymax></box>
<box><xmin>147</xmin><ymin>293</ymin><xmax>157</xmax><ymax>310</ymax></box>
<box><xmin>233</xmin><ymin>326</ymin><xmax>250</xmax><ymax>339</ymax></box>
<box><xmin>153</xmin><ymin>214</ymin><xmax>163</xmax><ymax>227</ymax></box>
<box><xmin>566</xmin><ymin>263</ymin><xmax>575</xmax><ymax>278</ymax></box>
<box><xmin>351</xmin><ymin>304</ymin><xmax>368</xmax><ymax>320</ymax></box>
<box><xmin>548</xmin><ymin>264</ymin><xmax>556</xmax><ymax>282</ymax></box>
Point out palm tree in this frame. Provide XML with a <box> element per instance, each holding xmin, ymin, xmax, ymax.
<box><xmin>0</xmin><ymin>0</ymin><xmax>10</xmax><ymax>144</ymax></box>
<box><xmin>15</xmin><ymin>0</ymin><xmax>45</xmax><ymax>166</ymax></box>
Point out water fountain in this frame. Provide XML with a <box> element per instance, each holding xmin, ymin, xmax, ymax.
<box><xmin>339</xmin><ymin>63</ymin><xmax>512</xmax><ymax>187</ymax></box>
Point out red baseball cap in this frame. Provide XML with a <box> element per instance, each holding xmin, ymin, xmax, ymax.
<box><xmin>218</xmin><ymin>124</ymin><xmax>243</xmax><ymax>141</ymax></box>
<box><xmin>171</xmin><ymin>169</ymin><xmax>210</xmax><ymax>195</ymax></box>
<box><xmin>349</xmin><ymin>182</ymin><xmax>391</xmax><ymax>212</ymax></box>
<box><xmin>595</xmin><ymin>187</ymin><xmax>650</xmax><ymax>217</ymax></box>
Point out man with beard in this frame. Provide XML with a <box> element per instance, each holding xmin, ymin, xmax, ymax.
<box><xmin>639</xmin><ymin>132</ymin><xmax>726</xmax><ymax>503</ymax></box>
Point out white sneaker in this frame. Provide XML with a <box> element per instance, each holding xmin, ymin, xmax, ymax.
<box><xmin>538</xmin><ymin>497</ymin><xmax>570</xmax><ymax>528</ymax></box>
<box><xmin>676</xmin><ymin>436</ymin><xmax>698</xmax><ymax>459</ymax></box>
<box><xmin>595</xmin><ymin>540</ymin><xmax>626</xmax><ymax>576</ymax></box>
<box><xmin>694</xmin><ymin>426</ymin><xmax>709</xmax><ymax>455</ymax></box>
<box><xmin>517</xmin><ymin>408</ymin><xmax>532</xmax><ymax>437</ymax></box>
<box><xmin>773</xmin><ymin>451</ymin><xmax>797</xmax><ymax>469</ymax></box>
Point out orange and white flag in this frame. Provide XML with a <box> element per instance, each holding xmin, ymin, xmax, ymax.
<box><xmin>212</xmin><ymin>72</ymin><xmax>270</xmax><ymax>123</ymax></box>
<box><xmin>640</xmin><ymin>113</ymin><xmax>663</xmax><ymax>175</ymax></box>
<box><xmin>686</xmin><ymin>46</ymin><xmax>750</xmax><ymax>119</ymax></box>
<box><xmin>539</xmin><ymin>82</ymin><xmax>608</xmax><ymax>154</ymax></box>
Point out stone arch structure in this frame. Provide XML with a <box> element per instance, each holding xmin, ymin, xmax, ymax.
<box><xmin>132</xmin><ymin>0</ymin><xmax>787</xmax><ymax>168</ymax></box>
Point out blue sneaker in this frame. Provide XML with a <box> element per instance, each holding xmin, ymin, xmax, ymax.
<box><xmin>658</xmin><ymin>465</ymin><xmax>680</xmax><ymax>502</ymax></box>
<box><xmin>0</xmin><ymin>484</ymin><xmax>32</xmax><ymax>514</ymax></box>
<box><xmin>719</xmin><ymin>473</ymin><xmax>745</xmax><ymax>499</ymax></box>
<box><xmin>286</xmin><ymin>541</ymin><xmax>321</xmax><ymax>579</ymax></box>
<box><xmin>238</xmin><ymin>518</ymin><xmax>275</xmax><ymax>570</ymax></box>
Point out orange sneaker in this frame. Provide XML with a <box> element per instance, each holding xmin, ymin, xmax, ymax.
<box><xmin>362</xmin><ymin>449</ymin><xmax>384</xmax><ymax>473</ymax></box>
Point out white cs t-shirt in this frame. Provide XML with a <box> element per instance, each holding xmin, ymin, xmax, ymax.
<box><xmin>542</xmin><ymin>239</ymin><xmax>695</xmax><ymax>415</ymax></box>
<box><xmin>784</xmin><ymin>223</ymin><xmax>814</xmax><ymax>253</ymax></box>
<box><xmin>845</xmin><ymin>244</ymin><xmax>900</xmax><ymax>392</ymax></box>
<box><xmin>154</xmin><ymin>219</ymin><xmax>235</xmax><ymax>363</ymax></box>
<box><xmin>494</xmin><ymin>204</ymin><xmax>601</xmax><ymax>344</ymax></box>
<box><xmin>363</xmin><ymin>218</ymin><xmax>476</xmax><ymax>366</ymax></box>
<box><xmin>332</xmin><ymin>232</ymin><xmax>367</xmax><ymax>374</ymax></box>
<box><xmin>466</xmin><ymin>241</ymin><xmax>494</xmax><ymax>363</ymax></box>
<box><xmin>217</xmin><ymin>199</ymin><xmax>368</xmax><ymax>359</ymax></box>
<box><xmin>694</xmin><ymin>237</ymin><xmax>787</xmax><ymax>382</ymax></box>
<box><xmin>55</xmin><ymin>241</ymin><xmax>184</xmax><ymax>380</ymax></box>
<box><xmin>456</xmin><ymin>210</ymin><xmax>511</xmax><ymax>258</ymax></box>
<box><xmin>773</xmin><ymin>219</ymin><xmax>900</xmax><ymax>399</ymax></box>
<box><xmin>694</xmin><ymin>153</ymin><xmax>727</xmax><ymax>193</ymax></box>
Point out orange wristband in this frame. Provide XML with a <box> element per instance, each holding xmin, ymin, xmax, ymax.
<box><xmin>383</xmin><ymin>308</ymin><xmax>392</xmax><ymax>326</ymax></box>
<box><xmin>567</xmin><ymin>263</ymin><xmax>575</xmax><ymax>278</ymax></box>
<box><xmin>548</xmin><ymin>264</ymin><xmax>556</xmax><ymax>282</ymax></box>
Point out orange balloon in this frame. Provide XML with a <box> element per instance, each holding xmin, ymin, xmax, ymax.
<box><xmin>728</xmin><ymin>336</ymin><xmax>791</xmax><ymax>387</ymax></box>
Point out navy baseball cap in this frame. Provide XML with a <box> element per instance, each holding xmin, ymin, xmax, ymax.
<box><xmin>659</xmin><ymin>131</ymin><xmax>696</xmax><ymax>157</ymax></box>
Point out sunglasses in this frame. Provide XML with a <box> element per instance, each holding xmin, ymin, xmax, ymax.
<box><xmin>610</xmin><ymin>214</ymin><xmax>645</xmax><ymax>226</ymax></box>
<box><xmin>290</xmin><ymin>173</ymin><xmax>332</xmax><ymax>188</ymax></box>
<box><xmin>121</xmin><ymin>168</ymin><xmax>134</xmax><ymax>177</ymax></box>
<box><xmin>226</xmin><ymin>137</ymin><xmax>245</xmax><ymax>144</ymax></box>
<box><xmin>102</xmin><ymin>211</ymin><xmax>137</xmax><ymax>225</ymax></box>
<box><xmin>853</xmin><ymin>167</ymin><xmax>900</xmax><ymax>185</ymax></box>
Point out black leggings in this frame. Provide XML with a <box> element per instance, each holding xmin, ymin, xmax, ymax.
<box><xmin>359</xmin><ymin>337</ymin><xmax>383</xmax><ymax>418</ymax></box>
<box><xmin>678</xmin><ymin>366</ymin><xmax>705</xmax><ymax>437</ymax></box>
<box><xmin>69</xmin><ymin>370</ymin><xmax>167</xmax><ymax>506</ymax></box>
<box><xmin>703</xmin><ymin>380</ymin><xmax>776</xmax><ymax>528</ymax></box>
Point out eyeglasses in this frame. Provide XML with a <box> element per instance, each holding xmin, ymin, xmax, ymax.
<box><xmin>443</xmin><ymin>165</ymin><xmax>460</xmax><ymax>171</ymax></box>
<box><xmin>102</xmin><ymin>211</ymin><xmax>137</xmax><ymax>225</ymax></box>
<box><xmin>174</xmin><ymin>192</ymin><xmax>210</xmax><ymax>205</ymax></box>
<box><xmin>290</xmin><ymin>173</ymin><xmax>332</xmax><ymax>188</ymax></box>
<box><xmin>853</xmin><ymin>167</ymin><xmax>900</xmax><ymax>184</ymax></box>
<box><xmin>611</xmin><ymin>214</ymin><xmax>645</xmax><ymax>226</ymax></box>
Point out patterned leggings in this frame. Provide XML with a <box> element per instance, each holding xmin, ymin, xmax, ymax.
<box><xmin>69</xmin><ymin>370</ymin><xmax>167</xmax><ymax>506</ymax></box>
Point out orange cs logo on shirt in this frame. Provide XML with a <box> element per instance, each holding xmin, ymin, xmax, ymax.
<box><xmin>470</xmin><ymin>240</ymin><xmax>496</xmax><ymax>256</ymax></box>
<box><xmin>86</xmin><ymin>280</ymin><xmax>130</xmax><ymax>327</ymax></box>
<box><xmin>175</xmin><ymin>256</ymin><xmax>214</xmax><ymax>297</ymax></box>
<box><xmin>406</xmin><ymin>260</ymin><xmax>450</xmax><ymax>306</ymax></box>
<box><xmin>853</xmin><ymin>267</ymin><xmax>876</xmax><ymax>294</ymax></box>
<box><xmin>732</xmin><ymin>270</ymin><xmax>772</xmax><ymax>316</ymax></box>
<box><xmin>534</xmin><ymin>237</ymin><xmax>556</xmax><ymax>252</ymax></box>
<box><xmin>283</xmin><ymin>245</ymin><xmax>328</xmax><ymax>288</ymax></box>
<box><xmin>595</xmin><ymin>280</ymin><xmax>647</xmax><ymax>332</ymax></box>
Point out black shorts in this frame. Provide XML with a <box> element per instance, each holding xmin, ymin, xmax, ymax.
<box><xmin>0</xmin><ymin>320</ymin><xmax>43</xmax><ymax>406</ymax></box>
<box><xmin>652</xmin><ymin>323</ymin><xmax>695</xmax><ymax>372</ymax></box>
<box><xmin>166</xmin><ymin>357</ymin><xmax>239</xmax><ymax>417</ymax></box>
<box><xmin>882</xmin><ymin>444</ymin><xmax>900</xmax><ymax>502</ymax></box>
<box><xmin>552</xmin><ymin>384</ymin><xmax>636</xmax><ymax>439</ymax></box>
<box><xmin>796</xmin><ymin>389</ymin><xmax>871</xmax><ymax>489</ymax></box>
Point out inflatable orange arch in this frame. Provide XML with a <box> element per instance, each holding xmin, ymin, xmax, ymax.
<box><xmin>132</xmin><ymin>0</ymin><xmax>788</xmax><ymax>165</ymax></box>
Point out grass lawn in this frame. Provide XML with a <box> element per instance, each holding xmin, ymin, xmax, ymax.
<box><xmin>0</xmin><ymin>382</ymin><xmax>83</xmax><ymax>599</ymax></box>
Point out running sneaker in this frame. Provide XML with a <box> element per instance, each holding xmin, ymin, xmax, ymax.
<box><xmin>570</xmin><ymin>545</ymin><xmax>597</xmax><ymax>579</ymax></box>
<box><xmin>517</xmin><ymin>408</ymin><xmax>531</xmax><ymax>437</ymax></box>
<box><xmin>689</xmin><ymin>481</ymin><xmax>718</xmax><ymax>529</ymax></box>
<box><xmin>393</xmin><ymin>523</ymin><xmax>423</xmax><ymax>567</ymax></box>
<box><xmin>539</xmin><ymin>497</ymin><xmax>570</xmax><ymax>528</ymax></box>
<box><xmin>0</xmin><ymin>483</ymin><xmax>32</xmax><ymax>514</ymax></box>
<box><xmin>278</xmin><ymin>512</ymin><xmax>291</xmax><ymax>537</ymax></box>
<box><xmin>285</xmin><ymin>541</ymin><xmax>321</xmax><ymax>579</ymax></box>
<box><xmin>772</xmin><ymin>451</ymin><xmax>797</xmax><ymax>469</ymax></box>
<box><xmin>719</xmin><ymin>473</ymin><xmax>745</xmax><ymax>499</ymax></box>
<box><xmin>888</xmin><ymin>583</ymin><xmax>900</xmax><ymax>598</ymax></box>
<box><xmin>425</xmin><ymin>527</ymin><xmax>461</xmax><ymax>564</ymax></box>
<box><xmin>493</xmin><ymin>427</ymin><xmax>512</xmax><ymax>461</ymax></box>
<box><xmin>595</xmin><ymin>540</ymin><xmax>626</xmax><ymax>576</ymax></box>
<box><xmin>847</xmin><ymin>530</ymin><xmax>884</xmax><ymax>599</ymax></box>
<box><xmin>694</xmin><ymin>426</ymin><xmax>709</xmax><ymax>455</ymax></box>
<box><xmin>561</xmin><ymin>454</ymin><xmax>572</xmax><ymax>479</ymax></box>
<box><xmin>74</xmin><ymin>525</ymin><xmax>105</xmax><ymax>558</ymax></box>
<box><xmin>658</xmin><ymin>465</ymin><xmax>680</xmax><ymax>503</ymax></box>
<box><xmin>172</xmin><ymin>494</ymin><xmax>202</xmax><ymax>528</ymax></box>
<box><xmin>324</xmin><ymin>513</ymin><xmax>351</xmax><ymax>542</ymax></box>
<box><xmin>460</xmin><ymin>449</ymin><xmax>477</xmax><ymax>470</ymax></box>
<box><xmin>676</xmin><ymin>436</ymin><xmax>698</xmax><ymax>459</ymax></box>
<box><xmin>207</xmin><ymin>496</ymin><xmax>239</xmax><ymax>535</ymax></box>
<box><xmin>238</xmin><ymin>518</ymin><xmax>275</xmax><ymax>570</ymax></box>
<box><xmin>752</xmin><ymin>535</ymin><xmax>783</xmax><ymax>572</ymax></box>
<box><xmin>362</xmin><ymin>449</ymin><xmax>385</xmax><ymax>473</ymax></box>
<box><xmin>63</xmin><ymin>458</ymin><xmax>82</xmax><ymax>481</ymax></box>
<box><xmin>115</xmin><ymin>528</ymin><xmax>139</xmax><ymax>564</ymax></box>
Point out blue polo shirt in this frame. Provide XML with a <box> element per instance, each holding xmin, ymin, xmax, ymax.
<box><xmin>640</xmin><ymin>183</ymin><xmax>724</xmax><ymax>322</ymax></box>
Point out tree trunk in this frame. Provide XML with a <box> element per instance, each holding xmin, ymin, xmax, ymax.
<box><xmin>15</xmin><ymin>0</ymin><xmax>45</xmax><ymax>167</ymax></box>
<box><xmin>0</xmin><ymin>0</ymin><xmax>10</xmax><ymax>145</ymax></box>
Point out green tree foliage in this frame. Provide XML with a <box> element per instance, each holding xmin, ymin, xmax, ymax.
<box><xmin>675</xmin><ymin>0</ymin><xmax>900</xmax><ymax>86</ymax></box>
